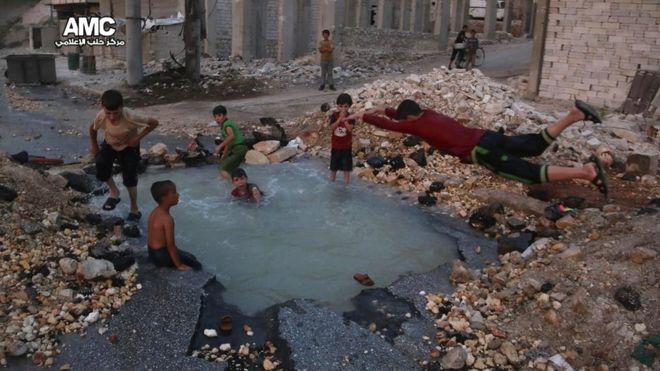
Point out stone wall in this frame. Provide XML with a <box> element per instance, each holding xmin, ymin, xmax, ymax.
<box><xmin>264</xmin><ymin>0</ymin><xmax>279</xmax><ymax>58</ymax></box>
<box><xmin>340</xmin><ymin>27</ymin><xmax>440</xmax><ymax>54</ymax></box>
<box><xmin>538</xmin><ymin>0</ymin><xmax>660</xmax><ymax>108</ymax></box>
<box><xmin>205</xmin><ymin>0</ymin><xmax>232</xmax><ymax>58</ymax></box>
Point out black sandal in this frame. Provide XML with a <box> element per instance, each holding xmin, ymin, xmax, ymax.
<box><xmin>589</xmin><ymin>155</ymin><xmax>608</xmax><ymax>198</ymax></box>
<box><xmin>575</xmin><ymin>100</ymin><xmax>602</xmax><ymax>124</ymax></box>
<box><xmin>102</xmin><ymin>197</ymin><xmax>121</xmax><ymax>211</ymax></box>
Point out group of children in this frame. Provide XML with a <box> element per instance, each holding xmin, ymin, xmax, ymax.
<box><xmin>447</xmin><ymin>25</ymin><xmax>480</xmax><ymax>71</ymax></box>
<box><xmin>90</xmin><ymin>46</ymin><xmax>608</xmax><ymax>272</ymax></box>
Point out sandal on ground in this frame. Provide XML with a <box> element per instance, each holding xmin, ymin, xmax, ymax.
<box><xmin>575</xmin><ymin>99</ymin><xmax>602</xmax><ymax>124</ymax></box>
<box><xmin>102</xmin><ymin>197</ymin><xmax>121</xmax><ymax>211</ymax></box>
<box><xmin>353</xmin><ymin>273</ymin><xmax>375</xmax><ymax>287</ymax></box>
<box><xmin>127</xmin><ymin>211</ymin><xmax>142</xmax><ymax>222</ymax></box>
<box><xmin>589</xmin><ymin>154</ymin><xmax>609</xmax><ymax>198</ymax></box>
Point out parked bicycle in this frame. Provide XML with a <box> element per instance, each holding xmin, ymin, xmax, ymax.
<box><xmin>457</xmin><ymin>47</ymin><xmax>485</xmax><ymax>69</ymax></box>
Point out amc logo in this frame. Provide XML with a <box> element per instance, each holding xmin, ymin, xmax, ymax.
<box><xmin>62</xmin><ymin>17</ymin><xmax>117</xmax><ymax>37</ymax></box>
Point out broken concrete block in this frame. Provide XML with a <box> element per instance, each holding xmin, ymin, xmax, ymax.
<box><xmin>625</xmin><ymin>152</ymin><xmax>658</xmax><ymax>176</ymax></box>
<box><xmin>252</xmin><ymin>140</ymin><xmax>280</xmax><ymax>155</ymax></box>
<box><xmin>267</xmin><ymin>147</ymin><xmax>297</xmax><ymax>163</ymax></box>
<box><xmin>245</xmin><ymin>150</ymin><xmax>270</xmax><ymax>165</ymax></box>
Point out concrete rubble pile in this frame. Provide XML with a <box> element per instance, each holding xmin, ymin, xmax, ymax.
<box><xmin>0</xmin><ymin>154</ymin><xmax>140</xmax><ymax>367</ymax></box>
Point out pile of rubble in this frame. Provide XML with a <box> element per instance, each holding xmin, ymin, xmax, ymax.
<box><xmin>0</xmin><ymin>154</ymin><xmax>140</xmax><ymax>366</ymax></box>
<box><xmin>142</xmin><ymin>49</ymin><xmax>424</xmax><ymax>91</ymax></box>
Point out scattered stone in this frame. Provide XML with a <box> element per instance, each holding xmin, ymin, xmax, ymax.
<box><xmin>122</xmin><ymin>224</ymin><xmax>141</xmax><ymax>238</ymax></box>
<box><xmin>506</xmin><ymin>217</ymin><xmax>526</xmax><ymax>230</ymax></box>
<box><xmin>7</xmin><ymin>341</ymin><xmax>28</xmax><ymax>357</ymax></box>
<box><xmin>367</xmin><ymin>156</ymin><xmax>387</xmax><ymax>169</ymax></box>
<box><xmin>500</xmin><ymin>341</ymin><xmax>519</xmax><ymax>364</ymax></box>
<box><xmin>203</xmin><ymin>329</ymin><xmax>218</xmax><ymax>337</ymax></box>
<box><xmin>149</xmin><ymin>143</ymin><xmax>169</xmax><ymax>157</ymax></box>
<box><xmin>252</xmin><ymin>140</ymin><xmax>281</xmax><ymax>155</ymax></box>
<box><xmin>544</xmin><ymin>309</ymin><xmax>559</xmax><ymax>325</ymax></box>
<box><xmin>0</xmin><ymin>184</ymin><xmax>18</xmax><ymax>202</ymax></box>
<box><xmin>84</xmin><ymin>310</ymin><xmax>99</xmax><ymax>323</ymax></box>
<box><xmin>614</xmin><ymin>286</ymin><xmax>642</xmax><ymax>311</ymax></box>
<box><xmin>469</xmin><ymin>206</ymin><xmax>497</xmax><ymax>230</ymax></box>
<box><xmin>418</xmin><ymin>194</ymin><xmax>436</xmax><ymax>206</ymax></box>
<box><xmin>450</xmin><ymin>260</ymin><xmax>474</xmax><ymax>283</ymax></box>
<box><xmin>219</xmin><ymin>343</ymin><xmax>231</xmax><ymax>352</ymax></box>
<box><xmin>21</xmin><ymin>222</ymin><xmax>42</xmax><ymax>235</ymax></box>
<box><xmin>428</xmin><ymin>181</ymin><xmax>444</xmax><ymax>193</ymax></box>
<box><xmin>245</xmin><ymin>149</ymin><xmax>270</xmax><ymax>165</ymax></box>
<box><xmin>473</xmin><ymin>188</ymin><xmax>547</xmax><ymax>216</ymax></box>
<box><xmin>629</xmin><ymin>247</ymin><xmax>657</xmax><ymax>264</ymax></box>
<box><xmin>403</xmin><ymin>136</ymin><xmax>421</xmax><ymax>147</ymax></box>
<box><xmin>555</xmin><ymin>215</ymin><xmax>576</xmax><ymax>229</ymax></box>
<box><xmin>441</xmin><ymin>347</ymin><xmax>467</xmax><ymax>369</ymax></box>
<box><xmin>387</xmin><ymin>155</ymin><xmax>406</xmax><ymax>170</ymax></box>
<box><xmin>77</xmin><ymin>258</ymin><xmax>117</xmax><ymax>280</ymax></box>
<box><xmin>267</xmin><ymin>147</ymin><xmax>297</xmax><ymax>163</ymax></box>
<box><xmin>498</xmin><ymin>232</ymin><xmax>534</xmax><ymax>255</ymax></box>
<box><xmin>625</xmin><ymin>152</ymin><xmax>658</xmax><ymax>176</ymax></box>
<box><xmin>409</xmin><ymin>149</ymin><xmax>427</xmax><ymax>166</ymax></box>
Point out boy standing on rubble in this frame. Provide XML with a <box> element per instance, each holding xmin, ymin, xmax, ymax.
<box><xmin>318</xmin><ymin>29</ymin><xmax>336</xmax><ymax>91</ymax></box>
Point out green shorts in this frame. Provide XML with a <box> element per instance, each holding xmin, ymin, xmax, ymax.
<box><xmin>219</xmin><ymin>144</ymin><xmax>248</xmax><ymax>173</ymax></box>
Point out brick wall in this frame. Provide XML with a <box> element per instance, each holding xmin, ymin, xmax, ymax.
<box><xmin>538</xmin><ymin>0</ymin><xmax>660</xmax><ymax>108</ymax></box>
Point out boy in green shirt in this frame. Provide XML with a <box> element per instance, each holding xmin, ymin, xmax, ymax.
<box><xmin>213</xmin><ymin>105</ymin><xmax>247</xmax><ymax>180</ymax></box>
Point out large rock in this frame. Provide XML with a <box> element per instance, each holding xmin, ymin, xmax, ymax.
<box><xmin>441</xmin><ymin>347</ymin><xmax>467</xmax><ymax>369</ymax></box>
<box><xmin>367</xmin><ymin>156</ymin><xmax>387</xmax><ymax>169</ymax></box>
<box><xmin>7</xmin><ymin>341</ymin><xmax>28</xmax><ymax>357</ymax></box>
<box><xmin>498</xmin><ymin>232</ymin><xmax>534</xmax><ymax>255</ymax></box>
<box><xmin>59</xmin><ymin>257</ymin><xmax>78</xmax><ymax>275</ymax></box>
<box><xmin>629</xmin><ymin>246</ymin><xmax>658</xmax><ymax>264</ymax></box>
<box><xmin>252</xmin><ymin>140</ymin><xmax>280</xmax><ymax>155</ymax></box>
<box><xmin>614</xmin><ymin>286</ymin><xmax>642</xmax><ymax>311</ymax></box>
<box><xmin>60</xmin><ymin>170</ymin><xmax>102</xmax><ymax>194</ymax></box>
<box><xmin>409</xmin><ymin>149</ymin><xmax>427</xmax><ymax>167</ymax></box>
<box><xmin>77</xmin><ymin>258</ymin><xmax>116</xmax><ymax>280</ymax></box>
<box><xmin>473</xmin><ymin>188</ymin><xmax>547</xmax><ymax>216</ymax></box>
<box><xmin>245</xmin><ymin>150</ymin><xmax>270</xmax><ymax>165</ymax></box>
<box><xmin>626</xmin><ymin>152</ymin><xmax>658</xmax><ymax>176</ymax></box>
<box><xmin>0</xmin><ymin>184</ymin><xmax>18</xmax><ymax>202</ymax></box>
<box><xmin>149</xmin><ymin>143</ymin><xmax>169</xmax><ymax>157</ymax></box>
<box><xmin>267</xmin><ymin>147</ymin><xmax>297</xmax><ymax>163</ymax></box>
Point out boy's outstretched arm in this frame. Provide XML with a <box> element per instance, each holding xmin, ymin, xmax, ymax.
<box><xmin>163</xmin><ymin>216</ymin><xmax>191</xmax><ymax>271</ymax></box>
<box><xmin>127</xmin><ymin>117</ymin><xmax>159</xmax><ymax>147</ymax></box>
<box><xmin>89</xmin><ymin>123</ymin><xmax>99</xmax><ymax>155</ymax></box>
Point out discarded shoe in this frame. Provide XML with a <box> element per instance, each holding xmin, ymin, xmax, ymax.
<box><xmin>575</xmin><ymin>99</ymin><xmax>602</xmax><ymax>124</ymax></box>
<box><xmin>353</xmin><ymin>273</ymin><xmax>374</xmax><ymax>286</ymax></box>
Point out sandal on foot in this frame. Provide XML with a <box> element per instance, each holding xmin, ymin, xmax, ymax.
<box><xmin>102</xmin><ymin>197</ymin><xmax>121</xmax><ymax>211</ymax></box>
<box><xmin>589</xmin><ymin>154</ymin><xmax>609</xmax><ymax>198</ymax></box>
<box><xmin>127</xmin><ymin>211</ymin><xmax>142</xmax><ymax>222</ymax></box>
<box><xmin>575</xmin><ymin>100</ymin><xmax>602</xmax><ymax>124</ymax></box>
<box><xmin>353</xmin><ymin>273</ymin><xmax>375</xmax><ymax>287</ymax></box>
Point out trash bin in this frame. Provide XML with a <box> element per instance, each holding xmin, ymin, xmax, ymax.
<box><xmin>67</xmin><ymin>52</ymin><xmax>80</xmax><ymax>70</ymax></box>
<box><xmin>81</xmin><ymin>55</ymin><xmax>96</xmax><ymax>74</ymax></box>
<box><xmin>5</xmin><ymin>54</ymin><xmax>56</xmax><ymax>84</ymax></box>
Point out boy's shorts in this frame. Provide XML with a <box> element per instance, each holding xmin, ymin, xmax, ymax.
<box><xmin>330</xmin><ymin>148</ymin><xmax>353</xmax><ymax>171</ymax></box>
<box><xmin>95</xmin><ymin>141</ymin><xmax>140</xmax><ymax>187</ymax></box>
<box><xmin>219</xmin><ymin>144</ymin><xmax>248</xmax><ymax>173</ymax></box>
<box><xmin>470</xmin><ymin>130</ymin><xmax>550</xmax><ymax>184</ymax></box>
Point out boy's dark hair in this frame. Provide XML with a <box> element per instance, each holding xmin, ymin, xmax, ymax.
<box><xmin>470</xmin><ymin>29</ymin><xmax>477</xmax><ymax>34</ymax></box>
<box><xmin>322</xmin><ymin>29</ymin><xmax>330</xmax><ymax>35</ymax></box>
<box><xmin>336</xmin><ymin>93</ymin><xmax>353</xmax><ymax>106</ymax></box>
<box><xmin>231</xmin><ymin>168</ymin><xmax>247</xmax><ymax>179</ymax></box>
<box><xmin>212</xmin><ymin>105</ymin><xmax>227</xmax><ymax>116</ymax></box>
<box><xmin>151</xmin><ymin>180</ymin><xmax>176</xmax><ymax>203</ymax></box>
<box><xmin>462</xmin><ymin>25</ymin><xmax>468</xmax><ymax>29</ymax></box>
<box><xmin>101</xmin><ymin>89</ymin><xmax>123</xmax><ymax>110</ymax></box>
<box><xmin>396</xmin><ymin>100</ymin><xmax>422</xmax><ymax>120</ymax></box>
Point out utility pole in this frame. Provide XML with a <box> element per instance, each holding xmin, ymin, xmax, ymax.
<box><xmin>184</xmin><ymin>0</ymin><xmax>201</xmax><ymax>80</ymax></box>
<box><xmin>126</xmin><ymin>0</ymin><xmax>142</xmax><ymax>85</ymax></box>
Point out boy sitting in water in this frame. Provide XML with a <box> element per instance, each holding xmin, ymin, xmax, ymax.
<box><xmin>230</xmin><ymin>168</ymin><xmax>263</xmax><ymax>203</ymax></box>
<box><xmin>147</xmin><ymin>180</ymin><xmax>202</xmax><ymax>271</ymax></box>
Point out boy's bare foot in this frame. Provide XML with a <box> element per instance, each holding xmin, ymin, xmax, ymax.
<box><xmin>177</xmin><ymin>264</ymin><xmax>191</xmax><ymax>271</ymax></box>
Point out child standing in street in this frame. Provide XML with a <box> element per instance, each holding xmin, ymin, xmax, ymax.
<box><xmin>318</xmin><ymin>29</ymin><xmax>336</xmax><ymax>91</ymax></box>
<box><xmin>329</xmin><ymin>93</ymin><xmax>355</xmax><ymax>185</ymax></box>
<box><xmin>89</xmin><ymin>89</ymin><xmax>158</xmax><ymax>221</ymax></box>
<box><xmin>465</xmin><ymin>29</ymin><xmax>480</xmax><ymax>71</ymax></box>
<box><xmin>213</xmin><ymin>105</ymin><xmax>248</xmax><ymax>181</ymax></box>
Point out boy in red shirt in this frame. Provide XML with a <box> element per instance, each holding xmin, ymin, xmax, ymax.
<box><xmin>345</xmin><ymin>99</ymin><xmax>609</xmax><ymax>196</ymax></box>
<box><xmin>329</xmin><ymin>93</ymin><xmax>355</xmax><ymax>185</ymax></box>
